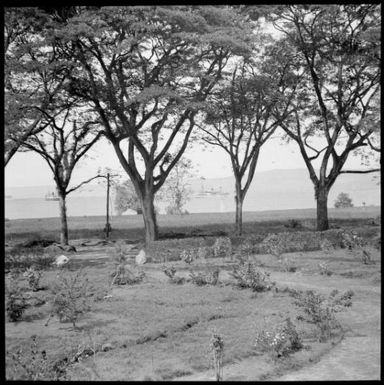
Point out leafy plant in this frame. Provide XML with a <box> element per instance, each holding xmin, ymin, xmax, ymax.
<box><xmin>209</xmin><ymin>330</ymin><xmax>224</xmax><ymax>381</ymax></box>
<box><xmin>180</xmin><ymin>248</ymin><xmax>196</xmax><ymax>264</ymax></box>
<box><xmin>230</xmin><ymin>261</ymin><xmax>274</xmax><ymax>292</ymax></box>
<box><xmin>213</xmin><ymin>237</ymin><xmax>232</xmax><ymax>258</ymax></box>
<box><xmin>255</xmin><ymin>317</ymin><xmax>303</xmax><ymax>358</ymax></box>
<box><xmin>318</xmin><ymin>262</ymin><xmax>332</xmax><ymax>276</ymax></box>
<box><xmin>190</xmin><ymin>268</ymin><xmax>220</xmax><ymax>286</ymax></box>
<box><xmin>6</xmin><ymin>335</ymin><xmax>68</xmax><ymax>380</ymax></box>
<box><xmin>292</xmin><ymin>289</ymin><xmax>354</xmax><ymax>342</ymax></box>
<box><xmin>51</xmin><ymin>270</ymin><xmax>92</xmax><ymax>328</ymax></box>
<box><xmin>279</xmin><ymin>257</ymin><xmax>297</xmax><ymax>273</ymax></box>
<box><xmin>162</xmin><ymin>265</ymin><xmax>185</xmax><ymax>284</ymax></box>
<box><xmin>320</xmin><ymin>238</ymin><xmax>334</xmax><ymax>254</ymax></box>
<box><xmin>6</xmin><ymin>274</ymin><xmax>29</xmax><ymax>322</ymax></box>
<box><xmin>110</xmin><ymin>242</ymin><xmax>145</xmax><ymax>285</ymax></box>
<box><xmin>260</xmin><ymin>233</ymin><xmax>286</xmax><ymax>258</ymax></box>
<box><xmin>361</xmin><ymin>249</ymin><xmax>375</xmax><ymax>265</ymax></box>
<box><xmin>23</xmin><ymin>267</ymin><xmax>42</xmax><ymax>291</ymax></box>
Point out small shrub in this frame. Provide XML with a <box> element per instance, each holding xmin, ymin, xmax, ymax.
<box><xmin>230</xmin><ymin>262</ymin><xmax>274</xmax><ymax>292</ymax></box>
<box><xmin>6</xmin><ymin>335</ymin><xmax>68</xmax><ymax>380</ymax></box>
<box><xmin>361</xmin><ymin>249</ymin><xmax>375</xmax><ymax>265</ymax></box>
<box><xmin>209</xmin><ymin>330</ymin><xmax>224</xmax><ymax>381</ymax></box>
<box><xmin>109</xmin><ymin>242</ymin><xmax>145</xmax><ymax>285</ymax></box>
<box><xmin>180</xmin><ymin>248</ymin><xmax>196</xmax><ymax>264</ymax></box>
<box><xmin>197</xmin><ymin>246</ymin><xmax>215</xmax><ymax>259</ymax></box>
<box><xmin>259</xmin><ymin>233</ymin><xmax>286</xmax><ymax>257</ymax></box>
<box><xmin>6</xmin><ymin>275</ymin><xmax>29</xmax><ymax>322</ymax></box>
<box><xmin>162</xmin><ymin>265</ymin><xmax>185</xmax><ymax>284</ymax></box>
<box><xmin>23</xmin><ymin>267</ymin><xmax>42</xmax><ymax>291</ymax></box>
<box><xmin>318</xmin><ymin>262</ymin><xmax>332</xmax><ymax>276</ymax></box>
<box><xmin>284</xmin><ymin>219</ymin><xmax>302</xmax><ymax>229</ymax></box>
<box><xmin>320</xmin><ymin>238</ymin><xmax>334</xmax><ymax>254</ymax></box>
<box><xmin>279</xmin><ymin>257</ymin><xmax>297</xmax><ymax>273</ymax></box>
<box><xmin>51</xmin><ymin>270</ymin><xmax>92</xmax><ymax>328</ymax></box>
<box><xmin>255</xmin><ymin>317</ymin><xmax>303</xmax><ymax>358</ymax></box>
<box><xmin>339</xmin><ymin>229</ymin><xmax>366</xmax><ymax>251</ymax></box>
<box><xmin>213</xmin><ymin>237</ymin><xmax>232</xmax><ymax>258</ymax></box>
<box><xmin>292</xmin><ymin>289</ymin><xmax>354</xmax><ymax>342</ymax></box>
<box><xmin>190</xmin><ymin>268</ymin><xmax>220</xmax><ymax>286</ymax></box>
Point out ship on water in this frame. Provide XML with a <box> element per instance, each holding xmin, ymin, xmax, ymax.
<box><xmin>45</xmin><ymin>191</ymin><xmax>60</xmax><ymax>201</ymax></box>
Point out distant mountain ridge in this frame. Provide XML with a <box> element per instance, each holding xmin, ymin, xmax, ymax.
<box><xmin>5</xmin><ymin>168</ymin><xmax>380</xmax><ymax>209</ymax></box>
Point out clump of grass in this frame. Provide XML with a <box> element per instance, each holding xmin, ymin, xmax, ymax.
<box><xmin>291</xmin><ymin>289</ymin><xmax>354</xmax><ymax>342</ymax></box>
<box><xmin>190</xmin><ymin>268</ymin><xmax>220</xmax><ymax>286</ymax></box>
<box><xmin>230</xmin><ymin>261</ymin><xmax>274</xmax><ymax>292</ymax></box>
<box><xmin>255</xmin><ymin>317</ymin><xmax>303</xmax><ymax>358</ymax></box>
<box><xmin>50</xmin><ymin>270</ymin><xmax>92</xmax><ymax>328</ymax></box>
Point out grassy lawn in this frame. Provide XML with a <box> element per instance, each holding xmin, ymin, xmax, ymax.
<box><xmin>4</xmin><ymin>209</ymin><xmax>381</xmax><ymax>380</ymax></box>
<box><xmin>4</xmin><ymin>206</ymin><xmax>381</xmax><ymax>244</ymax></box>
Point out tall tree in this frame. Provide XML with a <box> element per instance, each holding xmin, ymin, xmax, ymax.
<box><xmin>51</xmin><ymin>5</ymin><xmax>254</xmax><ymax>244</ymax></box>
<box><xmin>19</xmin><ymin>101</ymin><xmax>102</xmax><ymax>245</ymax></box>
<box><xmin>200</xmin><ymin>59</ymin><xmax>297</xmax><ymax>235</ymax></box>
<box><xmin>271</xmin><ymin>4</ymin><xmax>381</xmax><ymax>230</ymax></box>
<box><xmin>4</xmin><ymin>7</ymin><xmax>71</xmax><ymax>166</ymax></box>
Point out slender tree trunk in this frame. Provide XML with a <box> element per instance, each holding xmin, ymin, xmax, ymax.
<box><xmin>58</xmin><ymin>191</ymin><xmax>69</xmax><ymax>245</ymax></box>
<box><xmin>315</xmin><ymin>184</ymin><xmax>330</xmax><ymax>231</ymax></box>
<box><xmin>140</xmin><ymin>191</ymin><xmax>159</xmax><ymax>245</ymax></box>
<box><xmin>234</xmin><ymin>182</ymin><xmax>244</xmax><ymax>235</ymax></box>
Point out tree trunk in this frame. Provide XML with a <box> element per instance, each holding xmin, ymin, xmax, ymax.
<box><xmin>58</xmin><ymin>192</ymin><xmax>69</xmax><ymax>245</ymax></box>
<box><xmin>141</xmin><ymin>191</ymin><xmax>159</xmax><ymax>244</ymax></box>
<box><xmin>316</xmin><ymin>185</ymin><xmax>330</xmax><ymax>231</ymax></box>
<box><xmin>234</xmin><ymin>183</ymin><xmax>244</xmax><ymax>235</ymax></box>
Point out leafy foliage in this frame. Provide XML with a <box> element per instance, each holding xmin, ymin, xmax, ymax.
<box><xmin>189</xmin><ymin>268</ymin><xmax>220</xmax><ymax>286</ymax></box>
<box><xmin>23</xmin><ymin>267</ymin><xmax>42</xmax><ymax>291</ymax></box>
<box><xmin>162</xmin><ymin>265</ymin><xmax>185</xmax><ymax>284</ymax></box>
<box><xmin>292</xmin><ymin>289</ymin><xmax>354</xmax><ymax>342</ymax></box>
<box><xmin>51</xmin><ymin>270</ymin><xmax>92</xmax><ymax>328</ymax></box>
<box><xmin>230</xmin><ymin>261</ymin><xmax>275</xmax><ymax>292</ymax></box>
<box><xmin>212</xmin><ymin>237</ymin><xmax>232</xmax><ymax>258</ymax></box>
<box><xmin>6</xmin><ymin>274</ymin><xmax>29</xmax><ymax>322</ymax></box>
<box><xmin>6</xmin><ymin>335</ymin><xmax>69</xmax><ymax>380</ymax></box>
<box><xmin>114</xmin><ymin>180</ymin><xmax>141</xmax><ymax>215</ymax></box>
<box><xmin>255</xmin><ymin>317</ymin><xmax>303</xmax><ymax>358</ymax></box>
<box><xmin>334</xmin><ymin>193</ymin><xmax>354</xmax><ymax>208</ymax></box>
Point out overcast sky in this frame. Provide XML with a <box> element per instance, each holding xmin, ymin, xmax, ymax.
<box><xmin>5</xmin><ymin>134</ymin><xmax>368</xmax><ymax>187</ymax></box>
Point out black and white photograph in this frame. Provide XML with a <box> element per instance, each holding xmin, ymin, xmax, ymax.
<box><xmin>4</xmin><ymin>4</ymin><xmax>381</xmax><ymax>381</ymax></box>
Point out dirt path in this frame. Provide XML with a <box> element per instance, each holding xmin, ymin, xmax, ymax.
<box><xmin>174</xmin><ymin>271</ymin><xmax>381</xmax><ymax>381</ymax></box>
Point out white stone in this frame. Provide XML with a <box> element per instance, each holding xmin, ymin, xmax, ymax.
<box><xmin>135</xmin><ymin>249</ymin><xmax>147</xmax><ymax>265</ymax></box>
<box><xmin>53</xmin><ymin>254</ymin><xmax>69</xmax><ymax>267</ymax></box>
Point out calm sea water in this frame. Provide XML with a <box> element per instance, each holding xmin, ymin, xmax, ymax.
<box><xmin>4</xmin><ymin>192</ymin><xmax>319</xmax><ymax>220</ymax></box>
